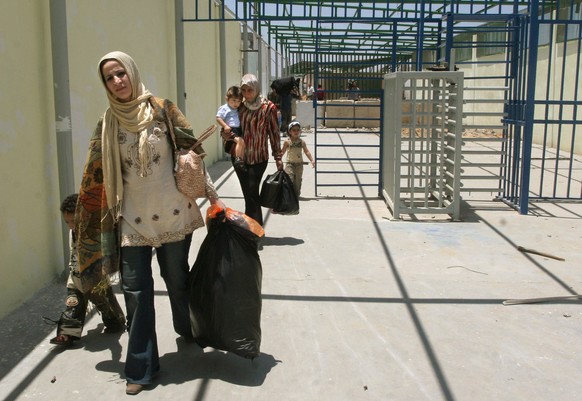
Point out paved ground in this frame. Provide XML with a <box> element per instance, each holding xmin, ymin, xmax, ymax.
<box><xmin>0</xmin><ymin>129</ymin><xmax>581</xmax><ymax>401</ymax></box>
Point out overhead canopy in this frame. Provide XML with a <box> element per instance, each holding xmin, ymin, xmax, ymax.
<box><xmin>186</xmin><ymin>0</ymin><xmax>534</xmax><ymax>64</ymax></box>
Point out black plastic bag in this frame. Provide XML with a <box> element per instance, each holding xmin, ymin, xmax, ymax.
<box><xmin>189</xmin><ymin>206</ymin><xmax>264</xmax><ymax>359</ymax></box>
<box><xmin>275</xmin><ymin>171</ymin><xmax>300</xmax><ymax>215</ymax></box>
<box><xmin>259</xmin><ymin>171</ymin><xmax>282</xmax><ymax>209</ymax></box>
<box><xmin>260</xmin><ymin>170</ymin><xmax>299</xmax><ymax>215</ymax></box>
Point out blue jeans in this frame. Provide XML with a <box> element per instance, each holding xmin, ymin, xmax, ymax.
<box><xmin>120</xmin><ymin>234</ymin><xmax>193</xmax><ymax>384</ymax></box>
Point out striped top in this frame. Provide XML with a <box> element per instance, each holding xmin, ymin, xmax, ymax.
<box><xmin>239</xmin><ymin>99</ymin><xmax>282</xmax><ymax>165</ymax></box>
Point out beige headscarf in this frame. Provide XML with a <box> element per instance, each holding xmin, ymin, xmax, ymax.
<box><xmin>241</xmin><ymin>73</ymin><xmax>268</xmax><ymax>111</ymax></box>
<box><xmin>98</xmin><ymin>51</ymin><xmax>154</xmax><ymax>220</ymax></box>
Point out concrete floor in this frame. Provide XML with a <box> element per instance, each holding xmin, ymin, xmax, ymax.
<box><xmin>0</xmin><ymin>129</ymin><xmax>581</xmax><ymax>401</ymax></box>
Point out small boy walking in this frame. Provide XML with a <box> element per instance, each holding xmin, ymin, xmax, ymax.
<box><xmin>216</xmin><ymin>85</ymin><xmax>246</xmax><ymax>170</ymax></box>
<box><xmin>280</xmin><ymin>121</ymin><xmax>315</xmax><ymax>197</ymax></box>
<box><xmin>49</xmin><ymin>193</ymin><xmax>125</xmax><ymax>347</ymax></box>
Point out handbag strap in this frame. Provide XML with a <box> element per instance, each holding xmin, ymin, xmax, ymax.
<box><xmin>193</xmin><ymin>125</ymin><xmax>217</xmax><ymax>148</ymax></box>
<box><xmin>162</xmin><ymin>100</ymin><xmax>216</xmax><ymax>151</ymax></box>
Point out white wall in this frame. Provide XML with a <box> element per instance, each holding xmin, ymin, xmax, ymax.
<box><xmin>0</xmin><ymin>1</ymin><xmax>59</xmax><ymax>318</ymax></box>
<box><xmin>0</xmin><ymin>0</ymin><xmax>242</xmax><ymax>319</ymax></box>
<box><xmin>67</xmin><ymin>1</ymin><xmax>179</xmax><ymax>188</ymax></box>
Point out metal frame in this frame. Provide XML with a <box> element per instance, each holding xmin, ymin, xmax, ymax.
<box><xmin>182</xmin><ymin>0</ymin><xmax>581</xmax><ymax>214</ymax></box>
<box><xmin>382</xmin><ymin>71</ymin><xmax>464</xmax><ymax>220</ymax></box>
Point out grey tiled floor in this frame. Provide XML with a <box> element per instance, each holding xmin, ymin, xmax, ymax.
<box><xmin>1</xmin><ymin>130</ymin><xmax>580</xmax><ymax>401</ymax></box>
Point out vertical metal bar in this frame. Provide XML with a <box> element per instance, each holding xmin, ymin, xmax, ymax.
<box><xmin>242</xmin><ymin>23</ymin><xmax>249</xmax><ymax>74</ymax></box>
<box><xmin>500</xmin><ymin>16</ymin><xmax>517</xmax><ymax>198</ymax></box>
<box><xmin>219</xmin><ymin>0</ymin><xmax>225</xmax><ymax>19</ymax></box>
<box><xmin>218</xmin><ymin>13</ymin><xmax>227</xmax><ymax>157</ymax></box>
<box><xmin>409</xmin><ymin>77</ymin><xmax>417</xmax><ymax>208</ymax></box>
<box><xmin>314</xmin><ymin>6</ymin><xmax>320</xmax><ymax>194</ymax></box>
<box><xmin>539</xmin><ymin>6</ymin><xmax>556</xmax><ymax>197</ymax></box>
<box><xmin>273</xmin><ymin>37</ymin><xmax>279</xmax><ymax>81</ymax></box>
<box><xmin>378</xmin><ymin>79</ymin><xmax>384</xmax><ymax>197</ymax></box>
<box><xmin>552</xmin><ymin>10</ymin><xmax>570</xmax><ymax>198</ymax></box>
<box><xmin>437</xmin><ymin>78</ymin><xmax>445</xmax><ymax>207</ymax></box>
<box><xmin>453</xmin><ymin>72</ymin><xmax>463</xmax><ymax>220</ymax></box>
<box><xmin>219</xmin><ymin>19</ymin><xmax>227</xmax><ymax>106</ymax></box>
<box><xmin>514</xmin><ymin>14</ymin><xmax>529</xmax><ymax>205</ymax></box>
<box><xmin>257</xmin><ymin>33</ymin><xmax>263</xmax><ymax>89</ymax></box>
<box><xmin>520</xmin><ymin>0</ymin><xmax>541</xmax><ymax>214</ymax></box>
<box><xmin>395</xmin><ymin>74</ymin><xmax>403</xmax><ymax>218</ymax></box>
<box><xmin>175</xmin><ymin>0</ymin><xmax>186</xmax><ymax>111</ymax></box>
<box><xmin>50</xmin><ymin>0</ymin><xmax>75</xmax><ymax>269</ymax></box>
<box><xmin>444</xmin><ymin>13</ymin><xmax>454</xmax><ymax>66</ymax></box>
<box><xmin>416</xmin><ymin>0</ymin><xmax>426</xmax><ymax>71</ymax></box>
<box><xmin>567</xmin><ymin>15</ymin><xmax>582</xmax><ymax>197</ymax></box>
<box><xmin>506</xmin><ymin>16</ymin><xmax>516</xmax><ymax>203</ymax></box>
<box><xmin>436</xmin><ymin>18</ymin><xmax>443</xmax><ymax>64</ymax></box>
<box><xmin>391</xmin><ymin>22</ymin><xmax>398</xmax><ymax>72</ymax></box>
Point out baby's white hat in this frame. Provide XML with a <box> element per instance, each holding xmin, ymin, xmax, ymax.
<box><xmin>288</xmin><ymin>121</ymin><xmax>301</xmax><ymax>130</ymax></box>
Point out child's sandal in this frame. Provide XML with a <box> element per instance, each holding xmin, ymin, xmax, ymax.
<box><xmin>49</xmin><ymin>334</ymin><xmax>75</xmax><ymax>347</ymax></box>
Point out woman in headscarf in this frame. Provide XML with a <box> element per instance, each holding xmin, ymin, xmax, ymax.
<box><xmin>223</xmin><ymin>73</ymin><xmax>283</xmax><ymax>226</ymax></box>
<box><xmin>76</xmin><ymin>51</ymin><xmax>225</xmax><ymax>395</ymax></box>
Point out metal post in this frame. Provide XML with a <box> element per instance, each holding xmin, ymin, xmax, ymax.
<box><xmin>520</xmin><ymin>0</ymin><xmax>540</xmax><ymax>214</ymax></box>
<box><xmin>175</xmin><ymin>0</ymin><xmax>186</xmax><ymax>112</ymax></box>
<box><xmin>242</xmin><ymin>23</ymin><xmax>249</xmax><ymax>73</ymax></box>
<box><xmin>218</xmin><ymin>17</ymin><xmax>226</xmax><ymax>98</ymax></box>
<box><xmin>416</xmin><ymin>0</ymin><xmax>426</xmax><ymax>71</ymax></box>
<box><xmin>257</xmin><ymin>33</ymin><xmax>263</xmax><ymax>86</ymax></box>
<box><xmin>50</xmin><ymin>0</ymin><xmax>75</xmax><ymax>270</ymax></box>
<box><xmin>444</xmin><ymin>13</ymin><xmax>454</xmax><ymax>66</ymax></box>
<box><xmin>219</xmin><ymin>17</ymin><xmax>228</xmax><ymax>157</ymax></box>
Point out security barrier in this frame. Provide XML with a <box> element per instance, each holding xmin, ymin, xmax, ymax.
<box><xmin>382</xmin><ymin>72</ymin><xmax>464</xmax><ymax>220</ymax></box>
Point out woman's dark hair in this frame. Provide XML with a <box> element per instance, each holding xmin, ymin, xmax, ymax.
<box><xmin>60</xmin><ymin>193</ymin><xmax>79</xmax><ymax>214</ymax></box>
<box><xmin>98</xmin><ymin>58</ymin><xmax>114</xmax><ymax>84</ymax></box>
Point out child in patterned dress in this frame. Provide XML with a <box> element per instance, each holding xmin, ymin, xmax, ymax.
<box><xmin>48</xmin><ymin>193</ymin><xmax>125</xmax><ymax>347</ymax></box>
<box><xmin>280</xmin><ymin>121</ymin><xmax>315</xmax><ymax>197</ymax></box>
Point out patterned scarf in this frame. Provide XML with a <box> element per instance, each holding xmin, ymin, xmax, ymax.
<box><xmin>98</xmin><ymin>51</ymin><xmax>154</xmax><ymax>221</ymax></box>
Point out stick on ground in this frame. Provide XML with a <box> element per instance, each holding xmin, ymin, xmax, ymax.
<box><xmin>517</xmin><ymin>246</ymin><xmax>565</xmax><ymax>261</ymax></box>
<box><xmin>503</xmin><ymin>295</ymin><xmax>582</xmax><ymax>305</ymax></box>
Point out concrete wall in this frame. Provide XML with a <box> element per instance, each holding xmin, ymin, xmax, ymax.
<box><xmin>0</xmin><ymin>0</ymin><xmax>242</xmax><ymax>319</ymax></box>
<box><xmin>67</xmin><ymin>1</ymin><xmax>180</xmax><ymax>187</ymax></box>
<box><xmin>325</xmin><ymin>100</ymin><xmax>355</xmax><ymax>128</ymax></box>
<box><xmin>296</xmin><ymin>100</ymin><xmax>326</xmax><ymax>129</ymax></box>
<box><xmin>354</xmin><ymin>100</ymin><xmax>381</xmax><ymax>128</ymax></box>
<box><xmin>0</xmin><ymin>1</ymin><xmax>58</xmax><ymax>318</ymax></box>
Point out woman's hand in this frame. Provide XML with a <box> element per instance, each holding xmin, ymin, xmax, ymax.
<box><xmin>276</xmin><ymin>159</ymin><xmax>283</xmax><ymax>171</ymax></box>
<box><xmin>209</xmin><ymin>197</ymin><xmax>226</xmax><ymax>211</ymax></box>
<box><xmin>220</xmin><ymin>129</ymin><xmax>233</xmax><ymax>141</ymax></box>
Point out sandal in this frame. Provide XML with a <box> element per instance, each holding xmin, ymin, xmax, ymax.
<box><xmin>49</xmin><ymin>334</ymin><xmax>75</xmax><ymax>347</ymax></box>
